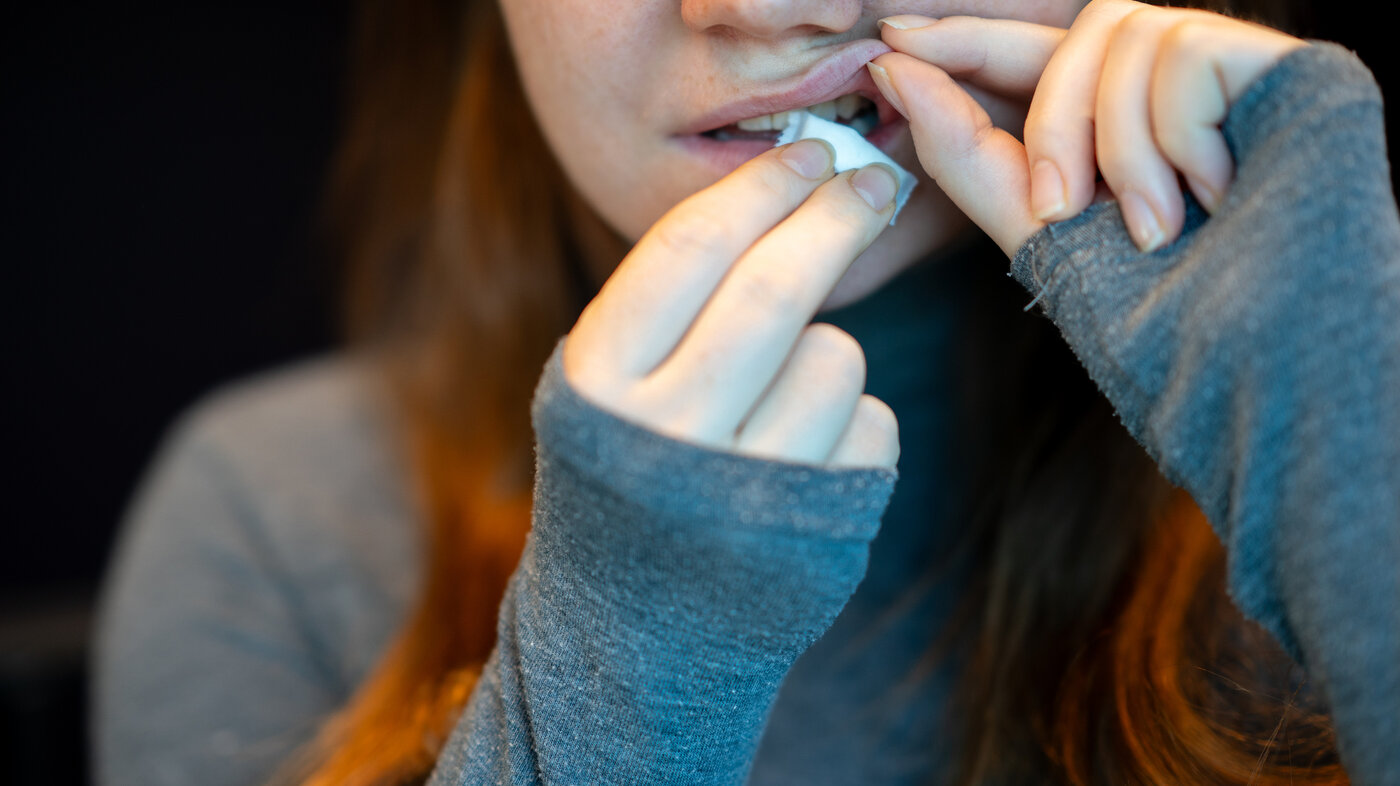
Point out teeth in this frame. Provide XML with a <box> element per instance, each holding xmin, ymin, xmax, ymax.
<box><xmin>736</xmin><ymin>112</ymin><xmax>777</xmax><ymax>131</ymax></box>
<box><xmin>809</xmin><ymin>99</ymin><xmax>838</xmax><ymax>121</ymax></box>
<box><xmin>835</xmin><ymin>94</ymin><xmax>862</xmax><ymax>120</ymax></box>
<box><xmin>733</xmin><ymin>94</ymin><xmax>873</xmax><ymax>132</ymax></box>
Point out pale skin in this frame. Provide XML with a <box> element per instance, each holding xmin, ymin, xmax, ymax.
<box><xmin>507</xmin><ymin>0</ymin><xmax>1306</xmax><ymax>471</ymax></box>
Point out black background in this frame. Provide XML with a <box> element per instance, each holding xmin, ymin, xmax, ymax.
<box><xmin>1</xmin><ymin>2</ymin><xmax>1394</xmax><ymax>784</ymax></box>
<box><xmin>4</xmin><ymin>4</ymin><xmax>346</xmax><ymax>783</ymax></box>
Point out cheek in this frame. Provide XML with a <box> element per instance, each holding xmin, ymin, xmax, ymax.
<box><xmin>502</xmin><ymin>0</ymin><xmax>676</xmax><ymax>238</ymax></box>
<box><xmin>531</xmin><ymin>83</ymin><xmax>682</xmax><ymax>242</ymax></box>
<box><xmin>502</xmin><ymin>0</ymin><xmax>640</xmax><ymax>136</ymax></box>
<box><xmin>533</xmin><ymin>93</ymin><xmax>700</xmax><ymax>244</ymax></box>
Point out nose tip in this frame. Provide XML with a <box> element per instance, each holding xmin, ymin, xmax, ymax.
<box><xmin>680</xmin><ymin>0</ymin><xmax>862</xmax><ymax>38</ymax></box>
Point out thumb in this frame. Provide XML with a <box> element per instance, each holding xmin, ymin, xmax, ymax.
<box><xmin>869</xmin><ymin>52</ymin><xmax>1044</xmax><ymax>257</ymax></box>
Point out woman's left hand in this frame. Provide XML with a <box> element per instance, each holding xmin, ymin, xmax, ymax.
<box><xmin>869</xmin><ymin>0</ymin><xmax>1307</xmax><ymax>256</ymax></box>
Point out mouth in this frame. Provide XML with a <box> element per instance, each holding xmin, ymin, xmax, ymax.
<box><xmin>700</xmin><ymin>92</ymin><xmax>880</xmax><ymax>142</ymax></box>
<box><xmin>673</xmin><ymin>39</ymin><xmax>905</xmax><ymax>175</ymax></box>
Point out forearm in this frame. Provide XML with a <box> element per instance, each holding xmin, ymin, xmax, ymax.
<box><xmin>429</xmin><ymin>340</ymin><xmax>897</xmax><ymax>784</ymax></box>
<box><xmin>1010</xmin><ymin>42</ymin><xmax>1400</xmax><ymax>783</ymax></box>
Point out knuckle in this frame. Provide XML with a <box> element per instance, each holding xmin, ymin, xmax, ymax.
<box><xmin>964</xmin><ymin>118</ymin><xmax>1001</xmax><ymax>161</ymax></box>
<box><xmin>1113</xmin><ymin>7</ymin><xmax>1160</xmax><ymax>39</ymax></box>
<box><xmin>1080</xmin><ymin>0</ymin><xmax>1129</xmax><ymax>24</ymax></box>
<box><xmin>562</xmin><ymin>351</ymin><xmax>626</xmax><ymax>409</ymax></box>
<box><xmin>855</xmin><ymin>394</ymin><xmax>899</xmax><ymax>443</ymax></box>
<box><xmin>1159</xmin><ymin>18</ymin><xmax>1211</xmax><ymax>64</ymax></box>
<box><xmin>1150</xmin><ymin>120</ymin><xmax>1192</xmax><ymax>162</ymax></box>
<box><xmin>625</xmin><ymin>380</ymin><xmax>721</xmax><ymax>445</ymax></box>
<box><xmin>1022</xmin><ymin>110</ymin><xmax>1080</xmax><ymax>162</ymax></box>
<box><xmin>732</xmin><ymin>271</ymin><xmax>802</xmax><ymax>313</ymax></box>
<box><xmin>648</xmin><ymin>206</ymin><xmax>730</xmax><ymax>260</ymax></box>
<box><xmin>1021</xmin><ymin>109</ymin><xmax>1052</xmax><ymax>143</ymax></box>
<box><xmin>935</xmin><ymin>17</ymin><xmax>991</xmax><ymax>74</ymax></box>
<box><xmin>802</xmin><ymin>323</ymin><xmax>867</xmax><ymax>384</ymax></box>
<box><xmin>1094</xmin><ymin>145</ymin><xmax>1134</xmax><ymax>182</ymax></box>
<box><xmin>1078</xmin><ymin>0</ymin><xmax>1150</xmax><ymax>33</ymax></box>
<box><xmin>834</xmin><ymin>394</ymin><xmax>900</xmax><ymax>467</ymax></box>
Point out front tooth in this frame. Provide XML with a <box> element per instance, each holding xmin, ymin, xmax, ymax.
<box><xmin>730</xmin><ymin>99</ymin><xmax>857</xmax><ymax>133</ymax></box>
<box><xmin>736</xmin><ymin>114</ymin><xmax>773</xmax><ymax>131</ymax></box>
<box><xmin>835</xmin><ymin>94</ymin><xmax>862</xmax><ymax>120</ymax></box>
<box><xmin>809</xmin><ymin>99</ymin><xmax>838</xmax><ymax>121</ymax></box>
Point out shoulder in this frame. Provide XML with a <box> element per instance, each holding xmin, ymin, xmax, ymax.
<box><xmin>161</xmin><ymin>351</ymin><xmax>413</xmax><ymax>533</ymax></box>
<box><xmin>172</xmin><ymin>352</ymin><xmax>394</xmax><ymax>476</ymax></box>
<box><xmin>111</xmin><ymin>351</ymin><xmax>423</xmax><ymax>688</ymax></box>
<box><xmin>95</xmin><ymin>354</ymin><xmax>427</xmax><ymax>783</ymax></box>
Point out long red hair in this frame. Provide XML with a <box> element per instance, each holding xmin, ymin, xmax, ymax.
<box><xmin>280</xmin><ymin>0</ymin><xmax>1345</xmax><ymax>783</ymax></box>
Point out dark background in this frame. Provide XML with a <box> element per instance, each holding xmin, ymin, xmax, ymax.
<box><xmin>3</xmin><ymin>4</ymin><xmax>347</xmax><ymax>783</ymax></box>
<box><xmin>1</xmin><ymin>3</ymin><xmax>1394</xmax><ymax>784</ymax></box>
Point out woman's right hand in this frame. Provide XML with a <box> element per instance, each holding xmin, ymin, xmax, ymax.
<box><xmin>562</xmin><ymin>139</ymin><xmax>901</xmax><ymax>471</ymax></box>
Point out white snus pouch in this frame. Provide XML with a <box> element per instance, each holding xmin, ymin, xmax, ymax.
<box><xmin>776</xmin><ymin>110</ymin><xmax>917</xmax><ymax>225</ymax></box>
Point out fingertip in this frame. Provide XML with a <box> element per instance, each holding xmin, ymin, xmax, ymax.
<box><xmin>1118</xmin><ymin>188</ymin><xmax>1186</xmax><ymax>253</ymax></box>
<box><xmin>1160</xmin><ymin>191</ymin><xmax>1188</xmax><ymax>250</ymax></box>
<box><xmin>1029</xmin><ymin>159</ymin><xmax>1068</xmax><ymax>221</ymax></box>
<box><xmin>777</xmin><ymin>138</ymin><xmax>836</xmax><ymax>179</ymax></box>
<box><xmin>1023</xmin><ymin>89</ymin><xmax>1103</xmax><ymax>220</ymax></box>
<box><xmin>871</xmin><ymin>56</ymin><xmax>1043</xmax><ymax>257</ymax></box>
<box><xmin>868</xmin><ymin>52</ymin><xmax>960</xmax><ymax>123</ymax></box>
<box><xmin>1185</xmin><ymin>173</ymin><xmax>1226</xmax><ymax>214</ymax></box>
<box><xmin>1029</xmin><ymin>157</ymin><xmax>1102</xmax><ymax>224</ymax></box>
<box><xmin>866</xmin><ymin>59</ymin><xmax>907</xmax><ymax>118</ymax></box>
<box><xmin>849</xmin><ymin>163</ymin><xmax>900</xmax><ymax>212</ymax></box>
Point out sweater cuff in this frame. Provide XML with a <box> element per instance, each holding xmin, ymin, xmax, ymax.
<box><xmin>1009</xmin><ymin>42</ymin><xmax>1381</xmax><ymax>307</ymax></box>
<box><xmin>532</xmin><ymin>336</ymin><xmax>898</xmax><ymax>542</ymax></box>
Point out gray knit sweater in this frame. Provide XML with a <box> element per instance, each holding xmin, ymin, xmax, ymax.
<box><xmin>95</xmin><ymin>43</ymin><xmax>1400</xmax><ymax>784</ymax></box>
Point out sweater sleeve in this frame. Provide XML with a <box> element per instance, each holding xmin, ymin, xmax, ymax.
<box><xmin>1008</xmin><ymin>43</ymin><xmax>1400</xmax><ymax>783</ymax></box>
<box><xmin>93</xmin><ymin>408</ymin><xmax>343</xmax><ymax>786</ymax></box>
<box><xmin>427</xmin><ymin>338</ymin><xmax>898</xmax><ymax>785</ymax></box>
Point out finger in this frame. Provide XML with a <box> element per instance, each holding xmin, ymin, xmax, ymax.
<box><xmin>568</xmin><ymin>139</ymin><xmax>834</xmax><ymax>381</ymax></box>
<box><xmin>878</xmin><ymin>15</ymin><xmax>1066</xmax><ymax>100</ymax></box>
<box><xmin>638</xmin><ymin>165</ymin><xmax>896</xmax><ymax>442</ymax></box>
<box><xmin>1150</xmin><ymin>17</ymin><xmax>1305</xmax><ymax>213</ymax></box>
<box><xmin>1095</xmin><ymin>7</ymin><xmax>1184</xmax><ymax>251</ymax></box>
<box><xmin>1151</xmin><ymin>20</ymin><xmax>1233</xmax><ymax>212</ymax></box>
<box><xmin>733</xmin><ymin>323</ymin><xmax>865</xmax><ymax>464</ymax></box>
<box><xmin>1024</xmin><ymin>0</ymin><xmax>1139</xmax><ymax>223</ymax></box>
<box><xmin>871</xmin><ymin>52</ymin><xmax>1041</xmax><ymax>256</ymax></box>
<box><xmin>826</xmin><ymin>394</ymin><xmax>900</xmax><ymax>470</ymax></box>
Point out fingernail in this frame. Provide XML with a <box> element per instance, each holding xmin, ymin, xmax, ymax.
<box><xmin>1119</xmin><ymin>190</ymin><xmax>1166</xmax><ymax>252</ymax></box>
<box><xmin>878</xmin><ymin>15</ymin><xmax>938</xmax><ymax>31</ymax></box>
<box><xmin>1030</xmin><ymin>159</ymin><xmax>1067</xmax><ymax>220</ymax></box>
<box><xmin>851</xmin><ymin>164</ymin><xmax>898</xmax><ymax>211</ymax></box>
<box><xmin>779</xmin><ymin>138</ymin><xmax>834</xmax><ymax>179</ymax></box>
<box><xmin>866</xmin><ymin>63</ymin><xmax>907</xmax><ymax>118</ymax></box>
<box><xmin>1186</xmin><ymin>175</ymin><xmax>1222</xmax><ymax>213</ymax></box>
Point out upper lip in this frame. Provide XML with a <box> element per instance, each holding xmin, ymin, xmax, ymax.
<box><xmin>676</xmin><ymin>38</ymin><xmax>894</xmax><ymax>136</ymax></box>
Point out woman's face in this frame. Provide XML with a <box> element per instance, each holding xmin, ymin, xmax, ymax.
<box><xmin>499</xmin><ymin>0</ymin><xmax>1087</xmax><ymax>310</ymax></box>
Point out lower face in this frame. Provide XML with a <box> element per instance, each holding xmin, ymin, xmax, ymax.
<box><xmin>499</xmin><ymin>1</ymin><xmax>1087</xmax><ymax>311</ymax></box>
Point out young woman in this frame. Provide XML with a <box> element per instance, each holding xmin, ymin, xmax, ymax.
<box><xmin>95</xmin><ymin>0</ymin><xmax>1399</xmax><ymax>783</ymax></box>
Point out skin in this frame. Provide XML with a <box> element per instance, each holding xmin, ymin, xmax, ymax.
<box><xmin>499</xmin><ymin>0</ymin><xmax>1081</xmax><ymax>306</ymax></box>
<box><xmin>497</xmin><ymin>0</ymin><xmax>1305</xmax><ymax>470</ymax></box>
<box><xmin>870</xmin><ymin>1</ymin><xmax>1306</xmax><ymax>255</ymax></box>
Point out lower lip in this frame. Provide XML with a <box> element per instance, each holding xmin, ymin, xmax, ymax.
<box><xmin>673</xmin><ymin>116</ymin><xmax>909</xmax><ymax>178</ymax></box>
